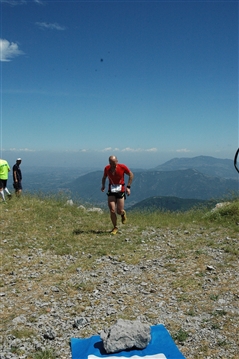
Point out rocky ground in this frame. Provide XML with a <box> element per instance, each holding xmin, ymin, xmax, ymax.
<box><xmin>1</xmin><ymin>223</ymin><xmax>239</xmax><ymax>359</ymax></box>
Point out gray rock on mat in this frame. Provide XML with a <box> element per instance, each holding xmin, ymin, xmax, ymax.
<box><xmin>100</xmin><ymin>319</ymin><xmax>151</xmax><ymax>353</ymax></box>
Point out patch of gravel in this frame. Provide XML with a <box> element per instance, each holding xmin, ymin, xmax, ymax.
<box><xmin>1</xmin><ymin>226</ymin><xmax>238</xmax><ymax>359</ymax></box>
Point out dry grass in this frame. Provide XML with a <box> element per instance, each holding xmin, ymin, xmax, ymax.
<box><xmin>1</xmin><ymin>193</ymin><xmax>239</xmax><ymax>358</ymax></box>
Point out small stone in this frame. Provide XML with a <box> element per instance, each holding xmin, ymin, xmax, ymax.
<box><xmin>43</xmin><ymin>330</ymin><xmax>55</xmax><ymax>340</ymax></box>
<box><xmin>51</xmin><ymin>286</ymin><xmax>60</xmax><ymax>292</ymax></box>
<box><xmin>73</xmin><ymin>317</ymin><xmax>88</xmax><ymax>328</ymax></box>
<box><xmin>206</xmin><ymin>265</ymin><xmax>215</xmax><ymax>271</ymax></box>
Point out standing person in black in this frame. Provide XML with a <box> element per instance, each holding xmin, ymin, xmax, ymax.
<box><xmin>13</xmin><ymin>158</ymin><xmax>22</xmax><ymax>196</ymax></box>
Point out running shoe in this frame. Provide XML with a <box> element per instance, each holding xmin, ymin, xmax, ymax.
<box><xmin>121</xmin><ymin>210</ymin><xmax>127</xmax><ymax>224</ymax></box>
<box><xmin>110</xmin><ymin>227</ymin><xmax>118</xmax><ymax>235</ymax></box>
<box><xmin>7</xmin><ymin>194</ymin><xmax>12</xmax><ymax>200</ymax></box>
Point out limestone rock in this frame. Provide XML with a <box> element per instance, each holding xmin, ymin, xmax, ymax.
<box><xmin>87</xmin><ymin>207</ymin><xmax>103</xmax><ymax>214</ymax></box>
<box><xmin>100</xmin><ymin>319</ymin><xmax>151</xmax><ymax>353</ymax></box>
<box><xmin>211</xmin><ymin>202</ymin><xmax>230</xmax><ymax>212</ymax></box>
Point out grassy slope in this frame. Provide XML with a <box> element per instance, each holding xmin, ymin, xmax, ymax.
<box><xmin>1</xmin><ymin>194</ymin><xmax>239</xmax><ymax>358</ymax></box>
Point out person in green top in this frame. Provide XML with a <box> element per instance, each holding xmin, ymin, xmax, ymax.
<box><xmin>0</xmin><ymin>158</ymin><xmax>11</xmax><ymax>202</ymax></box>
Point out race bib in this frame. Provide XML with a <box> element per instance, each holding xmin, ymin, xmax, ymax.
<box><xmin>111</xmin><ymin>184</ymin><xmax>122</xmax><ymax>193</ymax></box>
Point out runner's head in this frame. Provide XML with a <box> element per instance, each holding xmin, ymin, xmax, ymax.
<box><xmin>109</xmin><ymin>155</ymin><xmax>118</xmax><ymax>170</ymax></box>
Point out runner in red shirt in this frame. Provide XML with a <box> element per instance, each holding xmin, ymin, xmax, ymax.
<box><xmin>101</xmin><ymin>155</ymin><xmax>134</xmax><ymax>234</ymax></box>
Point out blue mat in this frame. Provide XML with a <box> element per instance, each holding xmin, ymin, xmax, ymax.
<box><xmin>71</xmin><ymin>324</ymin><xmax>186</xmax><ymax>359</ymax></box>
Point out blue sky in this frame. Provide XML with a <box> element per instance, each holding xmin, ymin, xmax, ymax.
<box><xmin>0</xmin><ymin>0</ymin><xmax>238</xmax><ymax>168</ymax></box>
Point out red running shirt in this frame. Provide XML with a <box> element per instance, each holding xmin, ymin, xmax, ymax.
<box><xmin>104</xmin><ymin>164</ymin><xmax>130</xmax><ymax>192</ymax></box>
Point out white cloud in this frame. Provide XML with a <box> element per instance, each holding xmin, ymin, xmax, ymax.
<box><xmin>1</xmin><ymin>0</ymin><xmax>44</xmax><ymax>5</ymax></box>
<box><xmin>121</xmin><ymin>147</ymin><xmax>158</xmax><ymax>153</ymax></box>
<box><xmin>101</xmin><ymin>147</ymin><xmax>158</xmax><ymax>153</ymax></box>
<box><xmin>8</xmin><ymin>148</ymin><xmax>35</xmax><ymax>152</ymax></box>
<box><xmin>121</xmin><ymin>147</ymin><xmax>137</xmax><ymax>152</ymax></box>
<box><xmin>3</xmin><ymin>147</ymin><xmax>159</xmax><ymax>155</ymax></box>
<box><xmin>0</xmin><ymin>0</ymin><xmax>27</xmax><ymax>5</ymax></box>
<box><xmin>176</xmin><ymin>148</ymin><xmax>191</xmax><ymax>153</ymax></box>
<box><xmin>101</xmin><ymin>147</ymin><xmax>113</xmax><ymax>152</ymax></box>
<box><xmin>145</xmin><ymin>148</ymin><xmax>157</xmax><ymax>152</ymax></box>
<box><xmin>0</xmin><ymin>38</ymin><xmax>24</xmax><ymax>62</ymax></box>
<box><xmin>36</xmin><ymin>22</ymin><xmax>66</xmax><ymax>31</ymax></box>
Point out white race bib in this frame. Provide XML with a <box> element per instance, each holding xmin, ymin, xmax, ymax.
<box><xmin>111</xmin><ymin>184</ymin><xmax>122</xmax><ymax>193</ymax></box>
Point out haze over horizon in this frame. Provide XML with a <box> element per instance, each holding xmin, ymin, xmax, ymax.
<box><xmin>2</xmin><ymin>149</ymin><xmax>237</xmax><ymax>171</ymax></box>
<box><xmin>1</xmin><ymin>0</ymin><xmax>238</xmax><ymax>169</ymax></box>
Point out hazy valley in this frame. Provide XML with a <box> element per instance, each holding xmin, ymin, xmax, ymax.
<box><xmin>21</xmin><ymin>156</ymin><xmax>238</xmax><ymax>211</ymax></box>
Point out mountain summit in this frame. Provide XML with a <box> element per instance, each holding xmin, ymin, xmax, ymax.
<box><xmin>152</xmin><ymin>155</ymin><xmax>236</xmax><ymax>179</ymax></box>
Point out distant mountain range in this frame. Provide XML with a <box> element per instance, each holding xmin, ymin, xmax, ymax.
<box><xmin>22</xmin><ymin>156</ymin><xmax>238</xmax><ymax>210</ymax></box>
<box><xmin>128</xmin><ymin>196</ymin><xmax>216</xmax><ymax>212</ymax></box>
<box><xmin>152</xmin><ymin>155</ymin><xmax>237</xmax><ymax>179</ymax></box>
<box><xmin>66</xmin><ymin>167</ymin><xmax>238</xmax><ymax>208</ymax></box>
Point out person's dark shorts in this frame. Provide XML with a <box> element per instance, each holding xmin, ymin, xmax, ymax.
<box><xmin>0</xmin><ymin>179</ymin><xmax>7</xmax><ymax>189</ymax></box>
<box><xmin>107</xmin><ymin>191</ymin><xmax>126</xmax><ymax>199</ymax></box>
<box><xmin>13</xmin><ymin>182</ymin><xmax>22</xmax><ymax>190</ymax></box>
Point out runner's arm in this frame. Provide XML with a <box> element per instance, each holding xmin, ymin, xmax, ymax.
<box><xmin>13</xmin><ymin>170</ymin><xmax>18</xmax><ymax>182</ymax></box>
<box><xmin>126</xmin><ymin>171</ymin><xmax>134</xmax><ymax>195</ymax></box>
<box><xmin>127</xmin><ymin>171</ymin><xmax>134</xmax><ymax>187</ymax></box>
<box><xmin>101</xmin><ymin>175</ymin><xmax>107</xmax><ymax>192</ymax></box>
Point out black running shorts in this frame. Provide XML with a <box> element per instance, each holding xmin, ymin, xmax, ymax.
<box><xmin>107</xmin><ymin>191</ymin><xmax>126</xmax><ymax>199</ymax></box>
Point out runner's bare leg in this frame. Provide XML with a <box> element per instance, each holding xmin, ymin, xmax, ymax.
<box><xmin>108</xmin><ymin>196</ymin><xmax>117</xmax><ymax>227</ymax></box>
<box><xmin>116</xmin><ymin>197</ymin><xmax>125</xmax><ymax>216</ymax></box>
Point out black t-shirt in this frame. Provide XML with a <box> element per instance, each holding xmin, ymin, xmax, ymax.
<box><xmin>13</xmin><ymin>164</ymin><xmax>22</xmax><ymax>182</ymax></box>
